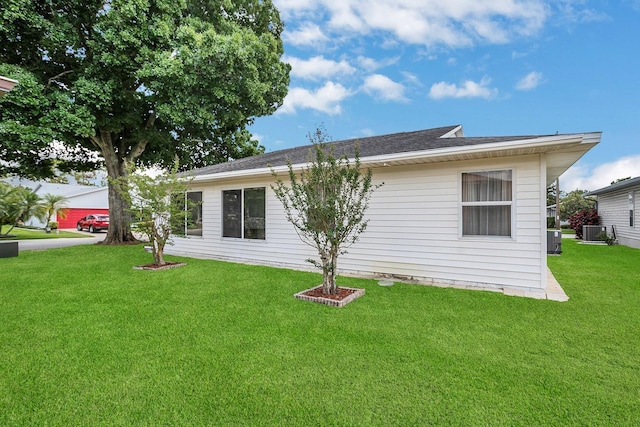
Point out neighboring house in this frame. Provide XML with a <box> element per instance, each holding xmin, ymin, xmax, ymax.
<box><xmin>3</xmin><ymin>178</ymin><xmax>109</xmax><ymax>228</ymax></box>
<box><xmin>167</xmin><ymin>125</ymin><xmax>601</xmax><ymax>297</ymax></box>
<box><xmin>547</xmin><ymin>204</ymin><xmax>557</xmax><ymax>219</ymax></box>
<box><xmin>585</xmin><ymin>177</ymin><xmax>640</xmax><ymax>248</ymax></box>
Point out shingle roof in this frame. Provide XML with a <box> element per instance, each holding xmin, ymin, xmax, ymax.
<box><xmin>190</xmin><ymin>125</ymin><xmax>549</xmax><ymax>176</ymax></box>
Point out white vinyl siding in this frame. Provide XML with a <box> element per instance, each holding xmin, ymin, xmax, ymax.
<box><xmin>168</xmin><ymin>155</ymin><xmax>546</xmax><ymax>290</ymax></box>
<box><xmin>596</xmin><ymin>184</ymin><xmax>640</xmax><ymax>248</ymax></box>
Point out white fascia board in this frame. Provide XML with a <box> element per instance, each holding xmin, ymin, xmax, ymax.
<box><xmin>191</xmin><ymin>133</ymin><xmax>598</xmax><ymax>184</ymax></box>
<box><xmin>440</xmin><ymin>125</ymin><xmax>464</xmax><ymax>138</ymax></box>
<box><xmin>0</xmin><ymin>76</ymin><xmax>19</xmax><ymax>92</ymax></box>
<box><xmin>65</xmin><ymin>186</ymin><xmax>108</xmax><ymax>199</ymax></box>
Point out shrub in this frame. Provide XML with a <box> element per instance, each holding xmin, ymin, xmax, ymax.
<box><xmin>48</xmin><ymin>221</ymin><xmax>58</xmax><ymax>230</ymax></box>
<box><xmin>561</xmin><ymin>223</ymin><xmax>572</xmax><ymax>229</ymax></box>
<box><xmin>568</xmin><ymin>209</ymin><xmax>599</xmax><ymax>239</ymax></box>
<box><xmin>546</xmin><ymin>217</ymin><xmax>556</xmax><ymax>229</ymax></box>
<box><xmin>595</xmin><ymin>231</ymin><xmax>616</xmax><ymax>246</ymax></box>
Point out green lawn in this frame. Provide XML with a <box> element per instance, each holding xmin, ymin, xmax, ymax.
<box><xmin>1</xmin><ymin>241</ymin><xmax>638</xmax><ymax>425</ymax></box>
<box><xmin>0</xmin><ymin>227</ymin><xmax>89</xmax><ymax>240</ymax></box>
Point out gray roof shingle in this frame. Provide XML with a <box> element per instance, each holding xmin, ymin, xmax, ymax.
<box><xmin>191</xmin><ymin>125</ymin><xmax>547</xmax><ymax>176</ymax></box>
<box><xmin>585</xmin><ymin>176</ymin><xmax>640</xmax><ymax>196</ymax></box>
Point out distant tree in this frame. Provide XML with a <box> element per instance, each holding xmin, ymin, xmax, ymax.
<box><xmin>73</xmin><ymin>169</ymin><xmax>106</xmax><ymax>187</ymax></box>
<box><xmin>114</xmin><ymin>164</ymin><xmax>193</xmax><ymax>266</ymax></box>
<box><xmin>546</xmin><ymin>181</ymin><xmax>564</xmax><ymax>207</ymax></box>
<box><xmin>0</xmin><ymin>184</ymin><xmax>44</xmax><ymax>235</ymax></box>
<box><xmin>0</xmin><ymin>0</ymin><xmax>290</xmax><ymax>245</ymax></box>
<box><xmin>560</xmin><ymin>189</ymin><xmax>596</xmax><ymax>221</ymax></box>
<box><xmin>10</xmin><ymin>188</ymin><xmax>45</xmax><ymax>234</ymax></box>
<box><xmin>0</xmin><ymin>182</ymin><xmax>19</xmax><ymax>236</ymax></box>
<box><xmin>611</xmin><ymin>177</ymin><xmax>631</xmax><ymax>185</ymax></box>
<box><xmin>271</xmin><ymin>128</ymin><xmax>383</xmax><ymax>295</ymax></box>
<box><xmin>568</xmin><ymin>209</ymin><xmax>599</xmax><ymax>240</ymax></box>
<box><xmin>40</xmin><ymin>194</ymin><xmax>69</xmax><ymax>230</ymax></box>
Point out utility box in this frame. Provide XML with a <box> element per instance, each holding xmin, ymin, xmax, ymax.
<box><xmin>547</xmin><ymin>230</ymin><xmax>562</xmax><ymax>254</ymax></box>
<box><xmin>583</xmin><ymin>225</ymin><xmax>606</xmax><ymax>242</ymax></box>
<box><xmin>0</xmin><ymin>241</ymin><xmax>19</xmax><ymax>258</ymax></box>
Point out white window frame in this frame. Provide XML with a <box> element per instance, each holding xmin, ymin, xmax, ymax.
<box><xmin>221</xmin><ymin>187</ymin><xmax>266</xmax><ymax>240</ymax></box>
<box><xmin>459</xmin><ymin>168</ymin><xmax>515</xmax><ymax>239</ymax></box>
<box><xmin>630</xmin><ymin>191</ymin><xmax>635</xmax><ymax>228</ymax></box>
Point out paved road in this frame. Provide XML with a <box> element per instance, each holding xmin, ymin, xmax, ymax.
<box><xmin>12</xmin><ymin>230</ymin><xmax>107</xmax><ymax>251</ymax></box>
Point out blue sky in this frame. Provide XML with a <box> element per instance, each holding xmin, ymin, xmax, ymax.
<box><xmin>248</xmin><ymin>0</ymin><xmax>640</xmax><ymax>192</ymax></box>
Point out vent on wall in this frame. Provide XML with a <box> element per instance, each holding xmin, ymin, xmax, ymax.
<box><xmin>583</xmin><ymin>225</ymin><xmax>606</xmax><ymax>242</ymax></box>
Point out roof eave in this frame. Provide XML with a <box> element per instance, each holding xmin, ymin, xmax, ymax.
<box><xmin>585</xmin><ymin>175</ymin><xmax>640</xmax><ymax>196</ymax></box>
<box><xmin>191</xmin><ymin>133</ymin><xmax>599</xmax><ymax>184</ymax></box>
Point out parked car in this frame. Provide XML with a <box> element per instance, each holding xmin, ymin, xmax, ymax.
<box><xmin>77</xmin><ymin>214</ymin><xmax>109</xmax><ymax>233</ymax></box>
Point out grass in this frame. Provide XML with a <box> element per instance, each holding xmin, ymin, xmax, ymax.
<box><xmin>0</xmin><ymin>227</ymin><xmax>89</xmax><ymax>240</ymax></box>
<box><xmin>1</xmin><ymin>240</ymin><xmax>639</xmax><ymax>425</ymax></box>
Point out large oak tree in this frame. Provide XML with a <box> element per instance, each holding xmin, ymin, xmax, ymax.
<box><xmin>0</xmin><ymin>0</ymin><xmax>290</xmax><ymax>243</ymax></box>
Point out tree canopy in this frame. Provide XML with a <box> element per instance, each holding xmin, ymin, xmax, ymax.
<box><xmin>0</xmin><ymin>0</ymin><xmax>290</xmax><ymax>243</ymax></box>
<box><xmin>560</xmin><ymin>189</ymin><xmax>596</xmax><ymax>221</ymax></box>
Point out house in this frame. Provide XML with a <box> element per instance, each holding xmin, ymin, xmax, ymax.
<box><xmin>3</xmin><ymin>178</ymin><xmax>109</xmax><ymax>228</ymax></box>
<box><xmin>166</xmin><ymin>125</ymin><xmax>601</xmax><ymax>298</ymax></box>
<box><xmin>585</xmin><ymin>176</ymin><xmax>639</xmax><ymax>248</ymax></box>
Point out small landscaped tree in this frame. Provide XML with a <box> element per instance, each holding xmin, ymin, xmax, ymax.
<box><xmin>40</xmin><ymin>193</ymin><xmax>69</xmax><ymax>230</ymax></box>
<box><xmin>271</xmin><ymin>128</ymin><xmax>383</xmax><ymax>295</ymax></box>
<box><xmin>2</xmin><ymin>186</ymin><xmax>45</xmax><ymax>235</ymax></box>
<box><xmin>0</xmin><ymin>182</ymin><xmax>19</xmax><ymax>236</ymax></box>
<box><xmin>114</xmin><ymin>164</ymin><xmax>194</xmax><ymax>267</ymax></box>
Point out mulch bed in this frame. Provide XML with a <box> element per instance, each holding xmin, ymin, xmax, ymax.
<box><xmin>294</xmin><ymin>285</ymin><xmax>365</xmax><ymax>307</ymax></box>
<box><xmin>133</xmin><ymin>262</ymin><xmax>186</xmax><ymax>271</ymax></box>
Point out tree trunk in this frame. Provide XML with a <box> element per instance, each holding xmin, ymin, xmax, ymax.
<box><xmin>154</xmin><ymin>240</ymin><xmax>165</xmax><ymax>265</ymax></box>
<box><xmin>321</xmin><ymin>249</ymin><xmax>338</xmax><ymax>295</ymax></box>
<box><xmin>92</xmin><ymin>131</ymin><xmax>137</xmax><ymax>245</ymax></box>
<box><xmin>103</xmin><ymin>177</ymin><xmax>137</xmax><ymax>244</ymax></box>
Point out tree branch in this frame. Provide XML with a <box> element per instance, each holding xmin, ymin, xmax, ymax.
<box><xmin>47</xmin><ymin>70</ymin><xmax>74</xmax><ymax>89</ymax></box>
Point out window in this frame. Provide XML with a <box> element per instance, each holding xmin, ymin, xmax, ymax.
<box><xmin>630</xmin><ymin>191</ymin><xmax>635</xmax><ymax>227</ymax></box>
<box><xmin>222</xmin><ymin>187</ymin><xmax>265</xmax><ymax>240</ymax></box>
<box><xmin>186</xmin><ymin>191</ymin><xmax>203</xmax><ymax>236</ymax></box>
<box><xmin>461</xmin><ymin>170</ymin><xmax>513</xmax><ymax>237</ymax></box>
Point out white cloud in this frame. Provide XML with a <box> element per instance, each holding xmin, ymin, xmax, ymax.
<box><xmin>428</xmin><ymin>76</ymin><xmax>497</xmax><ymax>99</ymax></box>
<box><xmin>625</xmin><ymin>0</ymin><xmax>640</xmax><ymax>12</ymax></box>
<box><xmin>516</xmin><ymin>71</ymin><xmax>544</xmax><ymax>90</ymax></box>
<box><xmin>401</xmin><ymin>71</ymin><xmax>422</xmax><ymax>86</ymax></box>
<box><xmin>276</xmin><ymin>0</ymin><xmax>549</xmax><ymax>49</ymax></box>
<box><xmin>555</xmin><ymin>1</ymin><xmax>611</xmax><ymax>24</ymax></box>
<box><xmin>362</xmin><ymin>74</ymin><xmax>408</xmax><ymax>102</ymax></box>
<box><xmin>356</xmin><ymin>55</ymin><xmax>399</xmax><ymax>72</ymax></box>
<box><xmin>277</xmin><ymin>81</ymin><xmax>351</xmax><ymax>115</ymax></box>
<box><xmin>282</xmin><ymin>22</ymin><xmax>329</xmax><ymax>47</ymax></box>
<box><xmin>285</xmin><ymin>55</ymin><xmax>356</xmax><ymax>81</ymax></box>
<box><xmin>560</xmin><ymin>155</ymin><xmax>640</xmax><ymax>192</ymax></box>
